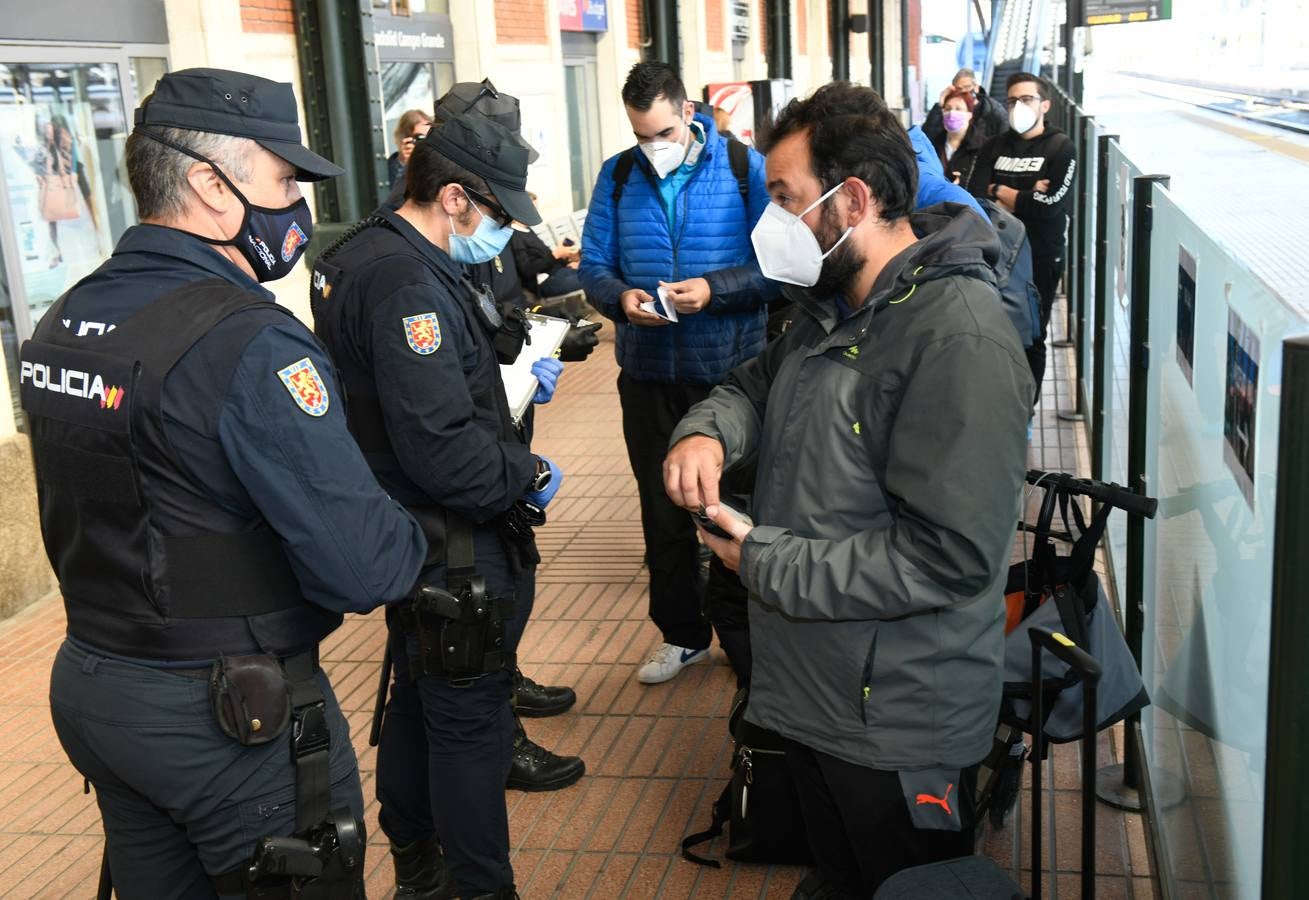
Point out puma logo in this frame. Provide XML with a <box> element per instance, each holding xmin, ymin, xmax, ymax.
<box><xmin>915</xmin><ymin>783</ymin><xmax>954</xmax><ymax>816</ymax></box>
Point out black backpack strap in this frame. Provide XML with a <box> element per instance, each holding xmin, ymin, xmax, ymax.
<box><xmin>681</xmin><ymin>782</ymin><xmax>731</xmax><ymax>868</ymax></box>
<box><xmin>727</xmin><ymin>138</ymin><xmax>750</xmax><ymax>208</ymax></box>
<box><xmin>611</xmin><ymin>148</ymin><xmax>638</xmax><ymax>204</ymax></box>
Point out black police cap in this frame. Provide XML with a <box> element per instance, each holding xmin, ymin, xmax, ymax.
<box><xmin>429</xmin><ymin>113</ymin><xmax>542</xmax><ymax>226</ymax></box>
<box><xmin>133</xmin><ymin>68</ymin><xmax>343</xmax><ymax>181</ymax></box>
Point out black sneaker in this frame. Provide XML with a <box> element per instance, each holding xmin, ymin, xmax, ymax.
<box><xmin>512</xmin><ymin>668</ymin><xmax>577</xmax><ymax>718</ymax></box>
<box><xmin>391</xmin><ymin>834</ymin><xmax>455</xmax><ymax>900</ymax></box>
<box><xmin>506</xmin><ymin>726</ymin><xmax>585</xmax><ymax>792</ymax></box>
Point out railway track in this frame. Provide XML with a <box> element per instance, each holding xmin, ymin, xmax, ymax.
<box><xmin>1120</xmin><ymin>71</ymin><xmax>1309</xmax><ymax>135</ymax></box>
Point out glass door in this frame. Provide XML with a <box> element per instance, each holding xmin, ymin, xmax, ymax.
<box><xmin>562</xmin><ymin>55</ymin><xmax>601</xmax><ymax>211</ymax></box>
<box><xmin>0</xmin><ymin>56</ymin><xmax>132</xmax><ymax>332</ymax></box>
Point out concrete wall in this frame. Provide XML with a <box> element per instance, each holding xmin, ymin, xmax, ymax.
<box><xmin>0</xmin><ymin>439</ymin><xmax>56</xmax><ymax>618</ymax></box>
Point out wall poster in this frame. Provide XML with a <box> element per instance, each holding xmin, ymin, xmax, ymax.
<box><xmin>1223</xmin><ymin>306</ymin><xmax>1259</xmax><ymax>508</ymax></box>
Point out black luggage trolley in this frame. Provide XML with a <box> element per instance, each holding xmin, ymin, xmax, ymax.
<box><xmin>875</xmin><ymin>470</ymin><xmax>1156</xmax><ymax>898</ymax></box>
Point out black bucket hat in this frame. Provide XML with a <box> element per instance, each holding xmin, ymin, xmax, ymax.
<box><xmin>434</xmin><ymin>79</ymin><xmax>540</xmax><ymax>164</ymax></box>
<box><xmin>428</xmin><ymin>112</ymin><xmax>542</xmax><ymax>226</ymax></box>
<box><xmin>134</xmin><ymin>68</ymin><xmax>343</xmax><ymax>181</ymax></box>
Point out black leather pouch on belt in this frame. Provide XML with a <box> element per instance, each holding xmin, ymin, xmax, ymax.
<box><xmin>209</xmin><ymin>654</ymin><xmax>293</xmax><ymax>745</ymax></box>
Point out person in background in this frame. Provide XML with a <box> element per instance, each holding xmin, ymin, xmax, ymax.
<box><xmin>664</xmin><ymin>80</ymin><xmax>1032</xmax><ymax>897</ymax></box>
<box><xmin>580</xmin><ymin>62</ymin><xmax>775</xmax><ymax>688</ymax></box>
<box><xmin>966</xmin><ymin>72</ymin><xmax>1077</xmax><ymax>392</ymax></box>
<box><xmin>713</xmin><ymin>106</ymin><xmax>737</xmax><ymax>143</ymax></box>
<box><xmin>510</xmin><ymin>220</ymin><xmax>582</xmax><ymax>301</ymax></box>
<box><xmin>388</xmin><ymin>108</ymin><xmax>433</xmax><ymax>188</ymax></box>
<box><xmin>922</xmin><ymin>67</ymin><xmax>1007</xmax><ymax>144</ymax></box>
<box><xmin>931</xmin><ymin>89</ymin><xmax>988</xmax><ymax>187</ymax></box>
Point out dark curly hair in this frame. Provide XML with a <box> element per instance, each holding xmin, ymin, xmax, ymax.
<box><xmin>761</xmin><ymin>82</ymin><xmax>918</xmax><ymax>224</ymax></box>
<box><xmin>621</xmin><ymin>62</ymin><xmax>687</xmax><ymax>112</ymax></box>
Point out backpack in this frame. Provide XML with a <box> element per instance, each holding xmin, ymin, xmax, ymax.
<box><xmin>611</xmin><ymin>137</ymin><xmax>751</xmax><ymax>208</ymax></box>
<box><xmin>978</xmin><ymin>198</ymin><xmax>1042</xmax><ymax>349</ymax></box>
<box><xmin>680</xmin><ymin>689</ymin><xmax>814</xmax><ymax>868</ymax></box>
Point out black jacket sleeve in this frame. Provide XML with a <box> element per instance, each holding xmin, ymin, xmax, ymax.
<box><xmin>965</xmin><ymin>135</ymin><xmax>1003</xmax><ymax>199</ymax></box>
<box><xmin>369</xmin><ymin>282</ymin><xmax>536</xmax><ymax>522</ymax></box>
<box><xmin>1015</xmin><ymin>136</ymin><xmax>1077</xmax><ymax>222</ymax></box>
<box><xmin>509</xmin><ymin>228</ymin><xmax>563</xmax><ymax>294</ymax></box>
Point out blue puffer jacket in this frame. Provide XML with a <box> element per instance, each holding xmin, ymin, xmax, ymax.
<box><xmin>580</xmin><ymin>113</ymin><xmax>777</xmax><ymax>386</ymax></box>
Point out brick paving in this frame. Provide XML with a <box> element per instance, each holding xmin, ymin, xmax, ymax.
<box><xmin>0</xmin><ymin>305</ymin><xmax>1154</xmax><ymax>898</ymax></box>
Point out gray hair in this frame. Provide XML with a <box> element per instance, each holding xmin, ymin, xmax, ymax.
<box><xmin>954</xmin><ymin>67</ymin><xmax>977</xmax><ymax>83</ymax></box>
<box><xmin>126</xmin><ymin>127</ymin><xmax>257</xmax><ymax>220</ymax></box>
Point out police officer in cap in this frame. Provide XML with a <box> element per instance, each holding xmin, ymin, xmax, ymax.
<box><xmin>311</xmin><ymin>114</ymin><xmax>580</xmax><ymax>899</ymax></box>
<box><xmin>20</xmin><ymin>68</ymin><xmax>428</xmax><ymax>898</ymax></box>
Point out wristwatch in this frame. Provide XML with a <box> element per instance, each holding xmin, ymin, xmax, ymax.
<box><xmin>528</xmin><ymin>457</ymin><xmax>552</xmax><ymax>493</ymax></box>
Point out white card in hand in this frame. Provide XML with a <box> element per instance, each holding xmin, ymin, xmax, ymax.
<box><xmin>640</xmin><ymin>286</ymin><xmax>679</xmax><ymax>322</ymax></box>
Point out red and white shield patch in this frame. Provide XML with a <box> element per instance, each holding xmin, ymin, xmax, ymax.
<box><xmin>403</xmin><ymin>312</ymin><xmax>441</xmax><ymax>355</ymax></box>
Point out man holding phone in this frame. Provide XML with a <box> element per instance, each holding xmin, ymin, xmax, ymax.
<box><xmin>580</xmin><ymin>62</ymin><xmax>776</xmax><ymax>686</ymax></box>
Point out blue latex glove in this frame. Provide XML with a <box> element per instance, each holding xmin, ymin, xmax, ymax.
<box><xmin>531</xmin><ymin>357</ymin><xmax>564</xmax><ymax>404</ymax></box>
<box><xmin>524</xmin><ymin>455</ymin><xmax>563</xmax><ymax>507</ymax></box>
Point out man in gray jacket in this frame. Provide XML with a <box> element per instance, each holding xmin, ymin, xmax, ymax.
<box><xmin>664</xmin><ymin>83</ymin><xmax>1033</xmax><ymax>896</ymax></box>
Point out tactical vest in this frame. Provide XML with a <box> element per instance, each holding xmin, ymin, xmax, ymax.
<box><xmin>20</xmin><ymin>280</ymin><xmax>339</xmax><ymax>660</ymax></box>
<box><xmin>312</xmin><ymin>218</ymin><xmax>521</xmax><ymax>471</ymax></box>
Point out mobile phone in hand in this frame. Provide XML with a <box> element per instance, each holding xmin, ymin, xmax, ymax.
<box><xmin>692</xmin><ymin>502</ymin><xmax>752</xmax><ymax>539</ymax></box>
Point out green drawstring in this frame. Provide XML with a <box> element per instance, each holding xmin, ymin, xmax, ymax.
<box><xmin>889</xmin><ymin>266</ymin><xmax>925</xmax><ymax>305</ymax></box>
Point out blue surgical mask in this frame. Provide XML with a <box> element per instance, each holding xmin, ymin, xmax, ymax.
<box><xmin>448</xmin><ymin>187</ymin><xmax>514</xmax><ymax>264</ymax></box>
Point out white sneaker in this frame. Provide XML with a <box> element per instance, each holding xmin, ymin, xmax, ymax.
<box><xmin>637</xmin><ymin>643</ymin><xmax>709</xmax><ymax>684</ymax></box>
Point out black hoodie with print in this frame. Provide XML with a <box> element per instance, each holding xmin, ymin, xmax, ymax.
<box><xmin>966</xmin><ymin>125</ymin><xmax>1077</xmax><ymax>263</ymax></box>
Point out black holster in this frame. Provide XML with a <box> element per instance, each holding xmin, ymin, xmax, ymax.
<box><xmin>400</xmin><ymin>510</ymin><xmax>516</xmax><ymax>682</ymax></box>
<box><xmin>214</xmin><ymin>809</ymin><xmax>366</xmax><ymax>899</ymax></box>
<box><xmin>404</xmin><ymin>578</ymin><xmax>516</xmax><ymax>681</ymax></box>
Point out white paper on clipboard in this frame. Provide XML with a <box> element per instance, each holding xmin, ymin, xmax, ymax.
<box><xmin>500</xmin><ymin>314</ymin><xmax>571</xmax><ymax>422</ymax></box>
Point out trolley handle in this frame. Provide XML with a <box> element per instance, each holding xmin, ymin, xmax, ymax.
<box><xmin>1025</xmin><ymin>469</ymin><xmax>1157</xmax><ymax>520</ymax></box>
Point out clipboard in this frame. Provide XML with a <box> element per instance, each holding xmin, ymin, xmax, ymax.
<box><xmin>500</xmin><ymin>314</ymin><xmax>571</xmax><ymax>422</ymax></box>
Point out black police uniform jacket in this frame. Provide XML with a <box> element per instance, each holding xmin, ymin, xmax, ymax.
<box><xmin>18</xmin><ymin>225</ymin><xmax>427</xmax><ymax>661</ymax></box>
<box><xmin>311</xmin><ymin>207</ymin><xmax>538</xmax><ymax>571</ymax></box>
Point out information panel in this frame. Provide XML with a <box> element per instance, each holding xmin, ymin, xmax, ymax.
<box><xmin>1083</xmin><ymin>0</ymin><xmax>1172</xmax><ymax>26</ymax></box>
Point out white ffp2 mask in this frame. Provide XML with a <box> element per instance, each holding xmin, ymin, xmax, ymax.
<box><xmin>1009</xmin><ymin>102</ymin><xmax>1040</xmax><ymax>135</ymax></box>
<box><xmin>639</xmin><ymin>124</ymin><xmax>691</xmax><ymax>179</ymax></box>
<box><xmin>750</xmin><ymin>183</ymin><xmax>853</xmax><ymax>287</ymax></box>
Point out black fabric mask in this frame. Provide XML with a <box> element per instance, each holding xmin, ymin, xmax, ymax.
<box><xmin>137</xmin><ymin>129</ymin><xmax>313</xmax><ymax>283</ymax></box>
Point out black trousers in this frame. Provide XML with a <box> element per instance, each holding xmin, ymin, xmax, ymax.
<box><xmin>618</xmin><ymin>371</ymin><xmax>717</xmax><ymax>651</ymax></box>
<box><xmin>1025</xmin><ymin>249</ymin><xmax>1065</xmax><ymax>393</ymax></box>
<box><xmin>784</xmin><ymin>738</ymin><xmax>978</xmax><ymax>897</ymax></box>
<box><xmin>376</xmin><ymin>535</ymin><xmax>533</xmax><ymax>897</ymax></box>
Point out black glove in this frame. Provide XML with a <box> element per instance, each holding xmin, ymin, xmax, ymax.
<box><xmin>558</xmin><ymin>319</ymin><xmax>602</xmax><ymax>362</ymax></box>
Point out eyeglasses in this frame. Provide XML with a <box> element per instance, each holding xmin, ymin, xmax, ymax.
<box><xmin>462</xmin><ymin>185</ymin><xmax>513</xmax><ymax>228</ymax></box>
<box><xmin>1006</xmin><ymin>95</ymin><xmax>1043</xmax><ymax>108</ymax></box>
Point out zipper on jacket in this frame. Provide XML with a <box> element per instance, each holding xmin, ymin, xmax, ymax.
<box><xmin>860</xmin><ymin>631</ymin><xmax>878</xmax><ymax>724</ymax></box>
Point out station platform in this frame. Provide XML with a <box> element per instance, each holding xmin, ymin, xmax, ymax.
<box><xmin>0</xmin><ymin>308</ymin><xmax>1156</xmax><ymax>898</ymax></box>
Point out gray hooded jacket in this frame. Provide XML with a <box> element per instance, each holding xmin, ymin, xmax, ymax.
<box><xmin>671</xmin><ymin>204</ymin><xmax>1034</xmax><ymax>771</ymax></box>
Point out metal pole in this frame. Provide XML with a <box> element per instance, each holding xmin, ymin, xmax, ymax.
<box><xmin>1263</xmin><ymin>336</ymin><xmax>1309</xmax><ymax>897</ymax></box>
<box><xmin>831</xmin><ymin>0</ymin><xmax>850</xmax><ymax>81</ymax></box>
<box><xmin>1057</xmin><ymin>105</ymin><xmax>1086</xmax><ymax>421</ymax></box>
<box><xmin>1089</xmin><ymin>134</ymin><xmax>1117</xmax><ymax>484</ymax></box>
<box><xmin>766</xmin><ymin>0</ymin><xmax>792</xmax><ymax>80</ymax></box>
<box><xmin>1095</xmin><ymin>173</ymin><xmax>1169</xmax><ymax>813</ymax></box>
<box><xmin>647</xmin><ymin>0</ymin><xmax>680</xmax><ymax>68</ymax></box>
<box><xmin>869</xmin><ymin>0</ymin><xmax>885</xmax><ymax>96</ymax></box>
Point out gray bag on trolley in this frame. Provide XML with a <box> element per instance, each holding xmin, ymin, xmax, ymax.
<box><xmin>1001</xmin><ymin>487</ymin><xmax>1150</xmax><ymax>742</ymax></box>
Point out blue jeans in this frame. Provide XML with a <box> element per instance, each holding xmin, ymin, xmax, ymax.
<box><xmin>50</xmin><ymin>640</ymin><xmax>363</xmax><ymax>900</ymax></box>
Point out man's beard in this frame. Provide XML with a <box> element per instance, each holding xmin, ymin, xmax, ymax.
<box><xmin>811</xmin><ymin>203</ymin><xmax>865</xmax><ymax>300</ymax></box>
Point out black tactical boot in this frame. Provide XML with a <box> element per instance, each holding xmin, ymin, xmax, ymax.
<box><xmin>511</xmin><ymin>668</ymin><xmax>577</xmax><ymax>718</ymax></box>
<box><xmin>391</xmin><ymin>834</ymin><xmax>455</xmax><ymax>899</ymax></box>
<box><xmin>506</xmin><ymin>719</ymin><xmax>585</xmax><ymax>792</ymax></box>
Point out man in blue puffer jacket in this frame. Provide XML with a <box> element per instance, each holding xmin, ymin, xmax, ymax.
<box><xmin>581</xmin><ymin>62</ymin><xmax>777</xmax><ymax>686</ymax></box>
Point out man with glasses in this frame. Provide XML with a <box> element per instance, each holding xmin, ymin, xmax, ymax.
<box><xmin>967</xmin><ymin>72</ymin><xmax>1077</xmax><ymax>392</ymax></box>
<box><xmin>311</xmin><ymin>113</ymin><xmax>573</xmax><ymax>899</ymax></box>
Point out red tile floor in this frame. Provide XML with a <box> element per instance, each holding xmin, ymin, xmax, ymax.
<box><xmin>0</xmin><ymin>306</ymin><xmax>1156</xmax><ymax>898</ymax></box>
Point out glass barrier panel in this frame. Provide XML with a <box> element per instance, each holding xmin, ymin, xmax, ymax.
<box><xmin>1080</xmin><ymin>117</ymin><xmax>1098</xmax><ymax>415</ymax></box>
<box><xmin>1101</xmin><ymin>140</ymin><xmax>1142</xmax><ymax>600</ymax></box>
<box><xmin>1142</xmin><ymin>183</ymin><xmax>1308</xmax><ymax>900</ymax></box>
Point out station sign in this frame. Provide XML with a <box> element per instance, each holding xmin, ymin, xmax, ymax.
<box><xmin>1083</xmin><ymin>0</ymin><xmax>1172</xmax><ymax>26</ymax></box>
<box><xmin>560</xmin><ymin>0</ymin><xmax>608</xmax><ymax>32</ymax></box>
